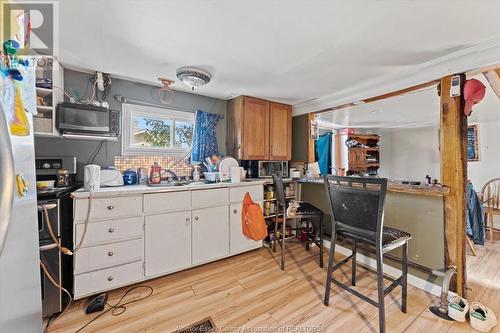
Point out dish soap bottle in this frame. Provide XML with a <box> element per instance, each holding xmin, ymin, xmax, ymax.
<box><xmin>192</xmin><ymin>164</ymin><xmax>201</xmax><ymax>182</ymax></box>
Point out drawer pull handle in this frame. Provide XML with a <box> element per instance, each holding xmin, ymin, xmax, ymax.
<box><xmin>233</xmin><ymin>209</ymin><xmax>237</xmax><ymax>214</ymax></box>
<box><xmin>107</xmin><ymin>205</ymin><xmax>114</xmax><ymax>210</ymax></box>
<box><xmin>108</xmin><ymin>227</ymin><xmax>115</xmax><ymax>233</ymax></box>
<box><xmin>107</xmin><ymin>276</ymin><xmax>113</xmax><ymax>281</ymax></box>
<box><xmin>108</xmin><ymin>251</ymin><xmax>114</xmax><ymax>257</ymax></box>
<box><xmin>185</xmin><ymin>217</ymin><xmax>190</xmax><ymax>225</ymax></box>
<box><xmin>194</xmin><ymin>216</ymin><xmax>199</xmax><ymax>221</ymax></box>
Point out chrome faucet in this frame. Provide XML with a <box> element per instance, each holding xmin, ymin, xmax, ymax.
<box><xmin>162</xmin><ymin>169</ymin><xmax>177</xmax><ymax>181</ymax></box>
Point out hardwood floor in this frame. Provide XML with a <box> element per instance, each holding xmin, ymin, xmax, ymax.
<box><xmin>49</xmin><ymin>231</ymin><xmax>500</xmax><ymax>333</ymax></box>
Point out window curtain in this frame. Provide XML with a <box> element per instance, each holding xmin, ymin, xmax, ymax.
<box><xmin>315</xmin><ymin>132</ymin><xmax>332</xmax><ymax>175</ymax></box>
<box><xmin>190</xmin><ymin>110</ymin><xmax>220</xmax><ymax>162</ymax></box>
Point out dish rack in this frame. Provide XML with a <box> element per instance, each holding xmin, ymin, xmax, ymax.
<box><xmin>203</xmin><ymin>172</ymin><xmax>230</xmax><ymax>182</ymax></box>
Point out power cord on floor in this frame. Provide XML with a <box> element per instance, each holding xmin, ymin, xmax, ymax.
<box><xmin>74</xmin><ymin>285</ymin><xmax>154</xmax><ymax>333</ymax></box>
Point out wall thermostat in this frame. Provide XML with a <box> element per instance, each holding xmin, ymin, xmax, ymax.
<box><xmin>450</xmin><ymin>75</ymin><xmax>461</xmax><ymax>97</ymax></box>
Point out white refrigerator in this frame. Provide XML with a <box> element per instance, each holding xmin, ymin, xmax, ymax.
<box><xmin>0</xmin><ymin>83</ymin><xmax>43</xmax><ymax>329</ymax></box>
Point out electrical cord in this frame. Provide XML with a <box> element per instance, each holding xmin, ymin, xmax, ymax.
<box><xmin>73</xmin><ymin>191</ymin><xmax>93</xmax><ymax>253</ymax></box>
<box><xmin>74</xmin><ymin>285</ymin><xmax>154</xmax><ymax>333</ymax></box>
<box><xmin>86</xmin><ymin>140</ymin><xmax>105</xmax><ymax>164</ymax></box>
<box><xmin>41</xmin><ymin>205</ymin><xmax>73</xmax><ymax>255</ymax></box>
<box><xmin>40</xmin><ymin>259</ymin><xmax>73</xmax><ymax>333</ymax></box>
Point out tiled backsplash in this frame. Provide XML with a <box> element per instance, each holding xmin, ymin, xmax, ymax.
<box><xmin>114</xmin><ymin>156</ymin><xmax>193</xmax><ymax>177</ymax></box>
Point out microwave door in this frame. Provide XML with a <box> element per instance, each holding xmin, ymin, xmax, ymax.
<box><xmin>59</xmin><ymin>107</ymin><xmax>110</xmax><ymax>132</ymax></box>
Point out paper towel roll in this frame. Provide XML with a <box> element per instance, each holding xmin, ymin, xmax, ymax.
<box><xmin>230</xmin><ymin>167</ymin><xmax>242</xmax><ymax>183</ymax></box>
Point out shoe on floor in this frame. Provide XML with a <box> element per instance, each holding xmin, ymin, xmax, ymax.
<box><xmin>469</xmin><ymin>302</ymin><xmax>498</xmax><ymax>332</ymax></box>
<box><xmin>448</xmin><ymin>295</ymin><xmax>469</xmax><ymax>322</ymax></box>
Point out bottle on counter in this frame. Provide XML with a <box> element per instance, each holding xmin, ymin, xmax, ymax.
<box><xmin>149</xmin><ymin>162</ymin><xmax>161</xmax><ymax>184</ymax></box>
<box><xmin>425</xmin><ymin>175</ymin><xmax>431</xmax><ymax>186</ymax></box>
<box><xmin>192</xmin><ymin>164</ymin><xmax>201</xmax><ymax>182</ymax></box>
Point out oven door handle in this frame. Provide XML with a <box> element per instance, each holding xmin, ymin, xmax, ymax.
<box><xmin>39</xmin><ymin>243</ymin><xmax>58</xmax><ymax>251</ymax></box>
<box><xmin>0</xmin><ymin>102</ymin><xmax>15</xmax><ymax>257</ymax></box>
<box><xmin>38</xmin><ymin>204</ymin><xmax>58</xmax><ymax>211</ymax></box>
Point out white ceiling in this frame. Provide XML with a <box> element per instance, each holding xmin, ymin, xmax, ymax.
<box><xmin>46</xmin><ymin>1</ymin><xmax>500</xmax><ymax>104</ymax></box>
<box><xmin>315</xmin><ymin>74</ymin><xmax>500</xmax><ymax>129</ymax></box>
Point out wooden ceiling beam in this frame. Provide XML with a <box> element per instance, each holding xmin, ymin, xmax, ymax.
<box><xmin>483</xmin><ymin>69</ymin><xmax>500</xmax><ymax>99</ymax></box>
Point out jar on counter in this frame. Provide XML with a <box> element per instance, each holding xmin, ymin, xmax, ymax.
<box><xmin>264</xmin><ymin>185</ymin><xmax>275</xmax><ymax>199</ymax></box>
<box><xmin>56</xmin><ymin>169</ymin><xmax>69</xmax><ymax>187</ymax></box>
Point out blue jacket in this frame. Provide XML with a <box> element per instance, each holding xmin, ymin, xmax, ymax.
<box><xmin>467</xmin><ymin>182</ymin><xmax>485</xmax><ymax>245</ymax></box>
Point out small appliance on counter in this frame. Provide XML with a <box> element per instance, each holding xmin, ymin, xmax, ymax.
<box><xmin>100</xmin><ymin>168</ymin><xmax>124</xmax><ymax>187</ymax></box>
<box><xmin>84</xmin><ymin>164</ymin><xmax>101</xmax><ymax>191</ymax></box>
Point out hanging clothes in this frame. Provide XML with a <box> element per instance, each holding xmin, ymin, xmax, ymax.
<box><xmin>190</xmin><ymin>110</ymin><xmax>220</xmax><ymax>163</ymax></box>
<box><xmin>315</xmin><ymin>132</ymin><xmax>332</xmax><ymax>175</ymax></box>
<box><xmin>467</xmin><ymin>182</ymin><xmax>485</xmax><ymax>245</ymax></box>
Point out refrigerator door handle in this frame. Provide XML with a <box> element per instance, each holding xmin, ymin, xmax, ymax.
<box><xmin>0</xmin><ymin>103</ymin><xmax>15</xmax><ymax>257</ymax></box>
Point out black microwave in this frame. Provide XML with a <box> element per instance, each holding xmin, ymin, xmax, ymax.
<box><xmin>56</xmin><ymin>102</ymin><xmax>120</xmax><ymax>138</ymax></box>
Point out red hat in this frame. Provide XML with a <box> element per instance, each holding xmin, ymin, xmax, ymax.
<box><xmin>464</xmin><ymin>79</ymin><xmax>486</xmax><ymax>116</ymax></box>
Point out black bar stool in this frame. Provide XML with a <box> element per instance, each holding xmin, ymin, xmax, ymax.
<box><xmin>323</xmin><ymin>176</ymin><xmax>411</xmax><ymax>333</ymax></box>
<box><xmin>272</xmin><ymin>175</ymin><xmax>324</xmax><ymax>270</ymax></box>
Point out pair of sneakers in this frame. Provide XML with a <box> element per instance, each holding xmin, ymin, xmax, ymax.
<box><xmin>448</xmin><ymin>295</ymin><xmax>497</xmax><ymax>332</ymax></box>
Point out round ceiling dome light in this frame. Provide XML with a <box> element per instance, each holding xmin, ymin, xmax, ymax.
<box><xmin>176</xmin><ymin>67</ymin><xmax>211</xmax><ymax>90</ymax></box>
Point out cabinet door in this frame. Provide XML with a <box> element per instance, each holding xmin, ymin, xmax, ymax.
<box><xmin>242</xmin><ymin>97</ymin><xmax>270</xmax><ymax>160</ymax></box>
<box><xmin>269</xmin><ymin>102</ymin><xmax>292</xmax><ymax>160</ymax></box>
<box><xmin>192</xmin><ymin>206</ymin><xmax>229</xmax><ymax>265</ymax></box>
<box><xmin>230</xmin><ymin>203</ymin><xmax>262</xmax><ymax>254</ymax></box>
<box><xmin>144</xmin><ymin>211</ymin><xmax>191</xmax><ymax>277</ymax></box>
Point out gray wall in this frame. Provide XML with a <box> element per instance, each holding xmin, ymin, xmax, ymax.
<box><xmin>35</xmin><ymin>69</ymin><xmax>227</xmax><ymax>180</ymax></box>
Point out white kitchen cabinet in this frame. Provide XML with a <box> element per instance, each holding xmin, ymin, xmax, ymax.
<box><xmin>192</xmin><ymin>206</ymin><xmax>230</xmax><ymax>265</ymax></box>
<box><xmin>144</xmin><ymin>211</ymin><xmax>192</xmax><ymax>277</ymax></box>
<box><xmin>229</xmin><ymin>203</ymin><xmax>263</xmax><ymax>254</ymax></box>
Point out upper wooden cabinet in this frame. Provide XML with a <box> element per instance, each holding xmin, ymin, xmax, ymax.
<box><xmin>227</xmin><ymin>96</ymin><xmax>292</xmax><ymax>160</ymax></box>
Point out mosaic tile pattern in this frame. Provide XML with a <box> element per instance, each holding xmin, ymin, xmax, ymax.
<box><xmin>114</xmin><ymin>155</ymin><xmax>193</xmax><ymax>177</ymax></box>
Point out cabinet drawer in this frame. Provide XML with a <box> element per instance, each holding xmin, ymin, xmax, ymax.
<box><xmin>74</xmin><ymin>217</ymin><xmax>143</xmax><ymax>247</ymax></box>
<box><xmin>74</xmin><ymin>239</ymin><xmax>143</xmax><ymax>274</ymax></box>
<box><xmin>191</xmin><ymin>188</ymin><xmax>229</xmax><ymax>208</ymax></box>
<box><xmin>74</xmin><ymin>196</ymin><xmax>142</xmax><ymax>221</ymax></box>
<box><xmin>143</xmin><ymin>191</ymin><xmax>191</xmax><ymax>213</ymax></box>
<box><xmin>229</xmin><ymin>185</ymin><xmax>263</xmax><ymax>203</ymax></box>
<box><xmin>74</xmin><ymin>261</ymin><xmax>143</xmax><ymax>299</ymax></box>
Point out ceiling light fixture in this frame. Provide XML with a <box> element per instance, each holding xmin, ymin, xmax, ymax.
<box><xmin>176</xmin><ymin>67</ymin><xmax>211</xmax><ymax>90</ymax></box>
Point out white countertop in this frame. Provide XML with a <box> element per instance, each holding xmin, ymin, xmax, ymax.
<box><xmin>72</xmin><ymin>179</ymin><xmax>270</xmax><ymax>198</ymax></box>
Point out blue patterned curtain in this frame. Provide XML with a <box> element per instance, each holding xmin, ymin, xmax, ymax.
<box><xmin>190</xmin><ymin>110</ymin><xmax>220</xmax><ymax>162</ymax></box>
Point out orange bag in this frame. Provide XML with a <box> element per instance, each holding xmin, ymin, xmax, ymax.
<box><xmin>241</xmin><ymin>192</ymin><xmax>267</xmax><ymax>241</ymax></box>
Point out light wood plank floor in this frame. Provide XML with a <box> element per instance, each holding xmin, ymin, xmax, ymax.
<box><xmin>49</xmin><ymin>230</ymin><xmax>499</xmax><ymax>333</ymax></box>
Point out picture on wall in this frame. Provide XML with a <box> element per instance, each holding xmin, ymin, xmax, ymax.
<box><xmin>467</xmin><ymin>125</ymin><xmax>480</xmax><ymax>162</ymax></box>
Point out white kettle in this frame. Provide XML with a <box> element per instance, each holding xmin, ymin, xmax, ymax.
<box><xmin>84</xmin><ymin>165</ymin><xmax>101</xmax><ymax>192</ymax></box>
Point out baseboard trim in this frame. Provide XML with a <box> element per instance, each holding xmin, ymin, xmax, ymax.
<box><xmin>323</xmin><ymin>239</ymin><xmax>442</xmax><ymax>297</ymax></box>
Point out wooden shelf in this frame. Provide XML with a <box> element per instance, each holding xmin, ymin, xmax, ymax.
<box><xmin>36</xmin><ymin>87</ymin><xmax>53</xmax><ymax>97</ymax></box>
<box><xmin>263</xmin><ymin>196</ymin><xmax>296</xmax><ymax>202</ymax></box>
<box><xmin>36</xmin><ymin>105</ymin><xmax>53</xmax><ymax>113</ymax></box>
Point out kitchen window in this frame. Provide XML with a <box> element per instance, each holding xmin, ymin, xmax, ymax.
<box><xmin>122</xmin><ymin>103</ymin><xmax>194</xmax><ymax>156</ymax></box>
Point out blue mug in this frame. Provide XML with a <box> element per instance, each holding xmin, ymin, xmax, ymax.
<box><xmin>123</xmin><ymin>170</ymin><xmax>138</xmax><ymax>185</ymax></box>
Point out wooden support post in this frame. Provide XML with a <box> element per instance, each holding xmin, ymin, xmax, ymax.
<box><xmin>440</xmin><ymin>74</ymin><xmax>467</xmax><ymax>296</ymax></box>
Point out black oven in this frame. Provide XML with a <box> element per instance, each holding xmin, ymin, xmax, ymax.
<box><xmin>56</xmin><ymin>102</ymin><xmax>120</xmax><ymax>138</ymax></box>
